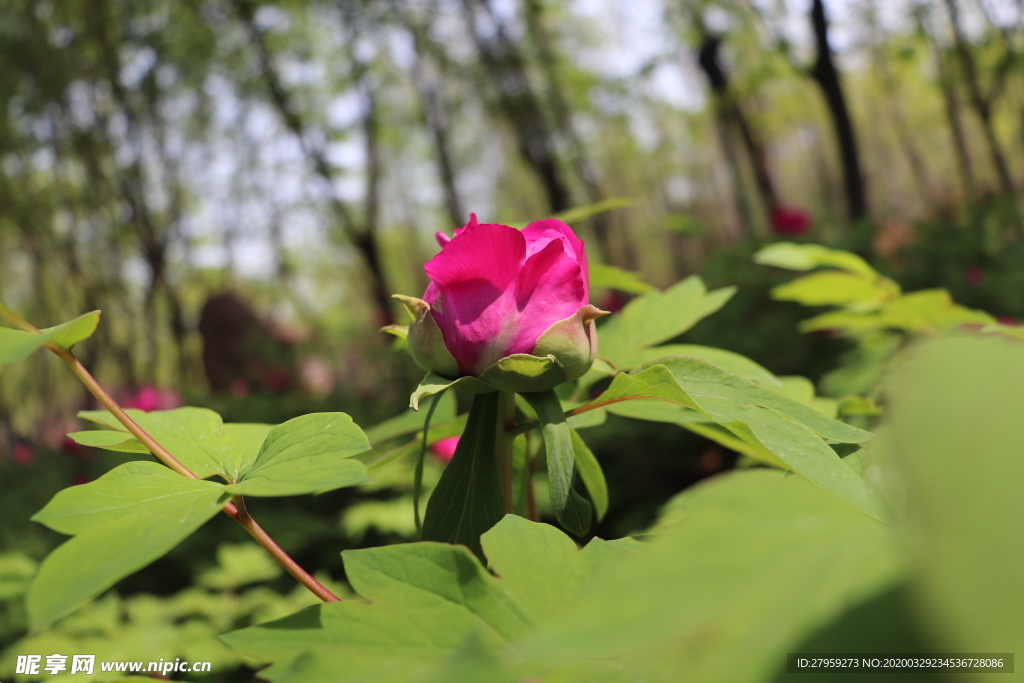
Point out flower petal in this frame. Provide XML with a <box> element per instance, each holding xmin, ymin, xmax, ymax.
<box><xmin>424</xmin><ymin>224</ymin><xmax>526</xmax><ymax>375</ymax></box>
<box><xmin>522</xmin><ymin>219</ymin><xmax>589</xmax><ymax>299</ymax></box>
<box><xmin>506</xmin><ymin>239</ymin><xmax>585</xmax><ymax>358</ymax></box>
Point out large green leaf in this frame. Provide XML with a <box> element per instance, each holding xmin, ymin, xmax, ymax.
<box><xmin>596</xmin><ymin>276</ymin><xmax>735</xmax><ymax>365</ymax></box>
<box><xmin>878</xmin><ymin>336</ymin><xmax>1024</xmax><ymax>656</ymax></box>
<box><xmin>222</xmin><ymin>472</ymin><xmax>898</xmax><ymax>683</ymax></box>
<box><xmin>521</xmin><ymin>390</ymin><xmax>592</xmax><ymax>536</ymax></box>
<box><xmin>28</xmin><ymin>462</ymin><xmax>228</xmax><ymax>629</ymax></box>
<box><xmin>579</xmin><ymin>357</ymin><xmax>886</xmax><ymax>520</ymax></box>
<box><xmin>516</xmin><ymin>470</ymin><xmax>903</xmax><ymax>682</ymax></box>
<box><xmin>0</xmin><ymin>311</ymin><xmax>100</xmax><ymax>367</ymax></box>
<box><xmin>421</xmin><ymin>392</ymin><xmax>506</xmax><ymax>558</ymax></box>
<box><xmin>221</xmin><ymin>516</ymin><xmax>640</xmax><ymax>683</ymax></box>
<box><xmin>226</xmin><ymin>413</ymin><xmax>370</xmax><ymax>496</ymax></box>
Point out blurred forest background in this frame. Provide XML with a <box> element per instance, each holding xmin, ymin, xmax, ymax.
<box><xmin>2</xmin><ymin>0</ymin><xmax>1024</xmax><ymax>649</ymax></box>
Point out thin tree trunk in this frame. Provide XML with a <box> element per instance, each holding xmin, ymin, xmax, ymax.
<box><xmin>407</xmin><ymin>16</ymin><xmax>464</xmax><ymax>227</ymax></box>
<box><xmin>522</xmin><ymin>0</ymin><xmax>616</xmax><ymax>256</ymax></box>
<box><xmin>461</xmin><ymin>0</ymin><xmax>572</xmax><ymax>214</ymax></box>
<box><xmin>809</xmin><ymin>0</ymin><xmax>868</xmax><ymax>221</ymax></box>
<box><xmin>696</xmin><ymin>30</ymin><xmax>779</xmax><ymax>219</ymax></box>
<box><xmin>944</xmin><ymin>0</ymin><xmax>1015</xmax><ymax>194</ymax></box>
<box><xmin>231</xmin><ymin>0</ymin><xmax>394</xmax><ymax>325</ymax></box>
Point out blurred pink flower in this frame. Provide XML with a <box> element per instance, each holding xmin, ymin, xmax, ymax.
<box><xmin>430</xmin><ymin>436</ymin><xmax>460</xmax><ymax>464</ymax></box>
<box><xmin>770</xmin><ymin>207</ymin><xmax>812</xmax><ymax>236</ymax></box>
<box><xmin>12</xmin><ymin>441</ymin><xmax>35</xmax><ymax>465</ymax></box>
<box><xmin>966</xmin><ymin>265</ymin><xmax>984</xmax><ymax>287</ymax></box>
<box><xmin>125</xmin><ymin>386</ymin><xmax>182</xmax><ymax>412</ymax></box>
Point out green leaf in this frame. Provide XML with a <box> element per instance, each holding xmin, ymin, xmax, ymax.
<box><xmin>878</xmin><ymin>336</ymin><xmax>1024</xmax><ymax>654</ymax></box>
<box><xmin>521</xmin><ymin>390</ymin><xmax>592</xmax><ymax>536</ymax></box>
<box><xmin>588</xmin><ymin>263</ymin><xmax>654</xmax><ymax>294</ymax></box>
<box><xmin>0</xmin><ymin>311</ymin><xmax>101</xmax><ymax>367</ymax></box>
<box><xmin>549</xmin><ymin>197</ymin><xmax>632</xmax><ymax>225</ymax></box>
<box><xmin>597</xmin><ymin>276</ymin><xmax>736</xmax><ymax>365</ymax></box>
<box><xmin>43</xmin><ymin>310</ymin><xmax>101</xmax><ymax>350</ymax></box>
<box><xmin>28</xmin><ymin>462</ymin><xmax>227</xmax><ymax>629</ymax></box>
<box><xmin>66</xmin><ymin>429</ymin><xmax>150</xmax><ymax>453</ymax></box>
<box><xmin>517</xmin><ymin>470</ymin><xmax>903</xmax><ymax>681</ymax></box>
<box><xmin>421</xmin><ymin>393</ymin><xmax>506</xmax><ymax>558</ymax></box>
<box><xmin>197</xmin><ymin>543</ymin><xmax>282</xmax><ymax>590</ymax></box>
<box><xmin>226</xmin><ymin>413</ymin><xmax>370</xmax><ymax>497</ymax></box>
<box><xmin>0</xmin><ymin>552</ymin><xmax>38</xmax><ymax>601</ymax></box>
<box><xmin>754</xmin><ymin>242</ymin><xmax>880</xmax><ymax>279</ymax></box>
<box><xmin>569</xmin><ymin>427</ymin><xmax>608</xmax><ymax>521</ymax></box>
<box><xmin>580</xmin><ymin>357</ymin><xmax>887</xmax><ymax>520</ymax></box>
<box><xmin>771</xmin><ymin>272</ymin><xmax>898</xmax><ymax>308</ymax></box>
<box><xmin>72</xmin><ymin>408</ymin><xmax>272</xmax><ymax>482</ymax></box>
<box><xmin>221</xmin><ymin>516</ymin><xmax>639</xmax><ymax>682</ymax></box>
<box><xmin>613</xmin><ymin>344</ymin><xmax>780</xmax><ymax>387</ymax></box>
<box><xmin>410</xmin><ymin>372</ymin><xmax>491</xmax><ymax>411</ymax></box>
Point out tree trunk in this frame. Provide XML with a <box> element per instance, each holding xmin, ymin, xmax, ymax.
<box><xmin>232</xmin><ymin>0</ymin><xmax>394</xmax><ymax>325</ymax></box>
<box><xmin>809</xmin><ymin>0</ymin><xmax>868</xmax><ymax>221</ymax></box>
<box><xmin>944</xmin><ymin>0</ymin><xmax>1015</xmax><ymax>194</ymax></box>
<box><xmin>696</xmin><ymin>31</ymin><xmax>779</xmax><ymax>218</ymax></box>
<box><xmin>462</xmin><ymin>0</ymin><xmax>572</xmax><ymax>214</ymax></box>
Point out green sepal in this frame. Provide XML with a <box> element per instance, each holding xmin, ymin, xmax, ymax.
<box><xmin>521</xmin><ymin>389</ymin><xmax>592</xmax><ymax>536</ymax></box>
<box><xmin>531</xmin><ymin>304</ymin><xmax>608</xmax><ymax>383</ymax></box>
<box><xmin>393</xmin><ymin>294</ymin><xmax>460</xmax><ymax>378</ymax></box>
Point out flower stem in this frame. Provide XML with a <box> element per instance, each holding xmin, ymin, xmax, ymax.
<box><xmin>0</xmin><ymin>307</ymin><xmax>339</xmax><ymax>602</ymax></box>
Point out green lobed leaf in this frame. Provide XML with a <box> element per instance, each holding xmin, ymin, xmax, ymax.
<box><xmin>74</xmin><ymin>408</ymin><xmax>270</xmax><ymax>481</ymax></box>
<box><xmin>521</xmin><ymin>390</ymin><xmax>592</xmax><ymax>536</ymax></box>
<box><xmin>221</xmin><ymin>516</ymin><xmax>640</xmax><ymax>682</ymax></box>
<box><xmin>28</xmin><ymin>462</ymin><xmax>228</xmax><ymax>629</ymax></box>
<box><xmin>226</xmin><ymin>413</ymin><xmax>370</xmax><ymax>496</ymax></box>
<box><xmin>517</xmin><ymin>470</ymin><xmax>903</xmax><ymax>682</ymax></box>
<box><xmin>580</xmin><ymin>357</ymin><xmax>886</xmax><ymax>520</ymax></box>
<box><xmin>596</xmin><ymin>276</ymin><xmax>736</xmax><ymax>366</ymax></box>
<box><xmin>421</xmin><ymin>392</ymin><xmax>506</xmax><ymax>558</ymax></box>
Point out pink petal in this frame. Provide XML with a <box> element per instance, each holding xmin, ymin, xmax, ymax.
<box><xmin>453</xmin><ymin>213</ymin><xmax>479</xmax><ymax>238</ymax></box>
<box><xmin>509</xmin><ymin>240</ymin><xmax>585</xmax><ymax>354</ymax></box>
<box><xmin>424</xmin><ymin>224</ymin><xmax>527</xmax><ymax>375</ymax></box>
<box><xmin>434</xmin><ymin>231</ymin><xmax>451</xmax><ymax>248</ymax></box>
<box><xmin>522</xmin><ymin>219</ymin><xmax>588</xmax><ymax>300</ymax></box>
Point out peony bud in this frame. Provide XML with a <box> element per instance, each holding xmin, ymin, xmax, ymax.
<box><xmin>397</xmin><ymin>215</ymin><xmax>606</xmax><ymax>393</ymax></box>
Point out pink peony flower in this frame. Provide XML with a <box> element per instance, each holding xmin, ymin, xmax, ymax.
<box><xmin>770</xmin><ymin>207</ymin><xmax>812</xmax><ymax>236</ymax></box>
<box><xmin>430</xmin><ymin>436</ymin><xmax>460</xmax><ymax>464</ymax></box>
<box><xmin>397</xmin><ymin>215</ymin><xmax>606</xmax><ymax>389</ymax></box>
